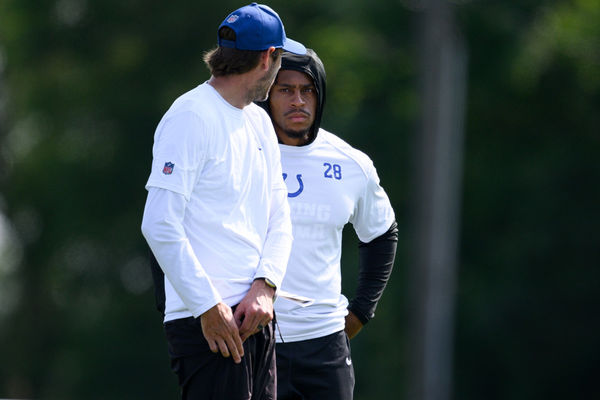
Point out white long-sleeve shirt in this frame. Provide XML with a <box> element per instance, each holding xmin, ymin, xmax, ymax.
<box><xmin>141</xmin><ymin>82</ymin><xmax>293</xmax><ymax>323</ymax></box>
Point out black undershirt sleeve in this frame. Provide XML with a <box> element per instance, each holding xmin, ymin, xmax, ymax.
<box><xmin>348</xmin><ymin>220</ymin><xmax>398</xmax><ymax>325</ymax></box>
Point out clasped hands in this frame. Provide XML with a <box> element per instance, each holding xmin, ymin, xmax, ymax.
<box><xmin>199</xmin><ymin>279</ymin><xmax>275</xmax><ymax>364</ymax></box>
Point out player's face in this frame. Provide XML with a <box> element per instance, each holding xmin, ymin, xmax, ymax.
<box><xmin>268</xmin><ymin>70</ymin><xmax>317</xmax><ymax>145</ymax></box>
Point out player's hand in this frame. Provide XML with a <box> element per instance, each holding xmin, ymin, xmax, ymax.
<box><xmin>200</xmin><ymin>302</ymin><xmax>244</xmax><ymax>363</ymax></box>
<box><xmin>234</xmin><ymin>279</ymin><xmax>275</xmax><ymax>342</ymax></box>
<box><xmin>344</xmin><ymin>311</ymin><xmax>364</xmax><ymax>339</ymax></box>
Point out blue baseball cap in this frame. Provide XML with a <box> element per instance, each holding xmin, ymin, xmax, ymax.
<box><xmin>218</xmin><ymin>3</ymin><xmax>306</xmax><ymax>55</ymax></box>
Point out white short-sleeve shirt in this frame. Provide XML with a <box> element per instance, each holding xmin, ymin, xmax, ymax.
<box><xmin>274</xmin><ymin>129</ymin><xmax>395</xmax><ymax>342</ymax></box>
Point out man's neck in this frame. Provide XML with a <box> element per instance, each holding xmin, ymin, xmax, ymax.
<box><xmin>207</xmin><ymin>75</ymin><xmax>251</xmax><ymax>109</ymax></box>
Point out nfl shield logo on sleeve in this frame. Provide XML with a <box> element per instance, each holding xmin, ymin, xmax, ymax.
<box><xmin>162</xmin><ymin>162</ymin><xmax>174</xmax><ymax>175</ymax></box>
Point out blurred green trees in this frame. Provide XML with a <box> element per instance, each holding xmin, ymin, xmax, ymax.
<box><xmin>0</xmin><ymin>1</ymin><xmax>598</xmax><ymax>399</ymax></box>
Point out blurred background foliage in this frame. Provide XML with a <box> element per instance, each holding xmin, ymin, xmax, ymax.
<box><xmin>0</xmin><ymin>0</ymin><xmax>598</xmax><ymax>399</ymax></box>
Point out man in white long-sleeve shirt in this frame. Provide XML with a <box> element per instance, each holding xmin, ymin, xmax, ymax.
<box><xmin>141</xmin><ymin>4</ymin><xmax>305</xmax><ymax>399</ymax></box>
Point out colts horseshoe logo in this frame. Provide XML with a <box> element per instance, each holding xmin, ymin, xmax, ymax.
<box><xmin>282</xmin><ymin>173</ymin><xmax>304</xmax><ymax>198</ymax></box>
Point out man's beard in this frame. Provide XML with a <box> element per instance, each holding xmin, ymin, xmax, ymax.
<box><xmin>247</xmin><ymin>61</ymin><xmax>279</xmax><ymax>103</ymax></box>
<box><xmin>278</xmin><ymin>109</ymin><xmax>313</xmax><ymax>141</ymax></box>
<box><xmin>280</xmin><ymin>125</ymin><xmax>311</xmax><ymax>141</ymax></box>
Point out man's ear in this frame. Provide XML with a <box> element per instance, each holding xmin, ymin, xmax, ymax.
<box><xmin>261</xmin><ymin>47</ymin><xmax>277</xmax><ymax>71</ymax></box>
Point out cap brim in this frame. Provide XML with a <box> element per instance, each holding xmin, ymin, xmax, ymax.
<box><xmin>282</xmin><ymin>37</ymin><xmax>306</xmax><ymax>55</ymax></box>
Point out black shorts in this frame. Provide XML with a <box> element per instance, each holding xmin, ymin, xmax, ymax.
<box><xmin>276</xmin><ymin>330</ymin><xmax>355</xmax><ymax>400</ymax></box>
<box><xmin>164</xmin><ymin>316</ymin><xmax>276</xmax><ymax>400</ymax></box>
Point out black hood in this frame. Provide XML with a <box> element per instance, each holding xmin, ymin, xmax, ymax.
<box><xmin>258</xmin><ymin>48</ymin><xmax>326</xmax><ymax>145</ymax></box>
